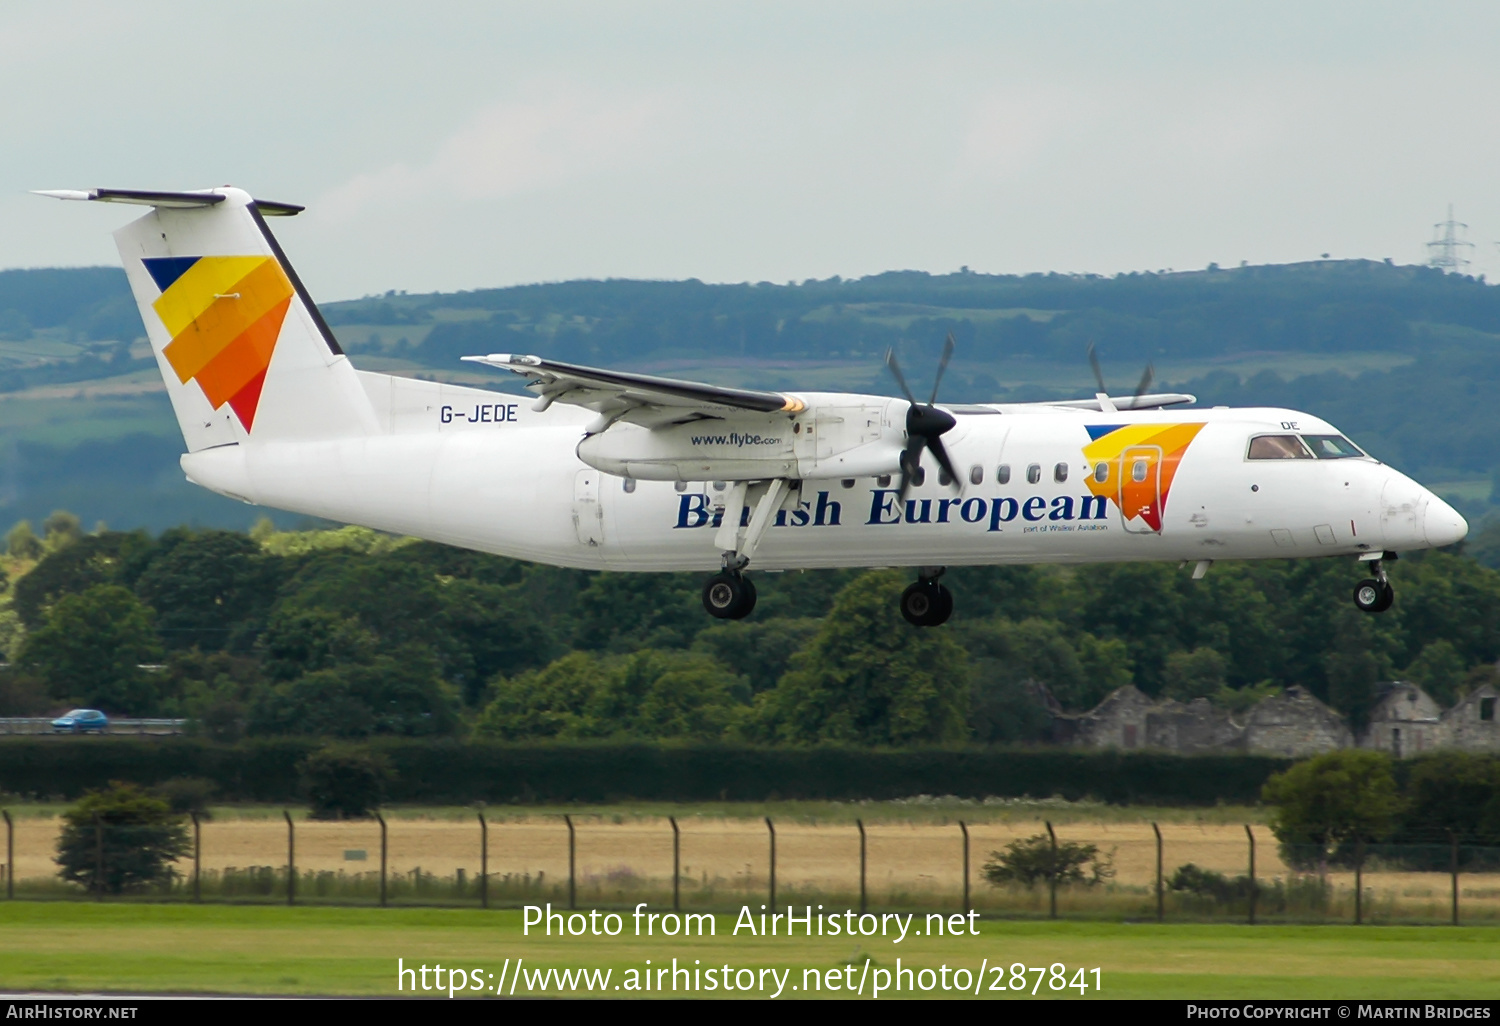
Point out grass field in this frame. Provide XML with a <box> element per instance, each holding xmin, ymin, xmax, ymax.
<box><xmin>0</xmin><ymin>902</ymin><xmax>1494</xmax><ymax>998</ymax></box>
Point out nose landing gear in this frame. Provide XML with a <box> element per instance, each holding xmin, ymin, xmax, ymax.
<box><xmin>1353</xmin><ymin>555</ymin><xmax>1394</xmax><ymax>613</ymax></box>
<box><xmin>900</xmin><ymin>567</ymin><xmax>953</xmax><ymax>627</ymax></box>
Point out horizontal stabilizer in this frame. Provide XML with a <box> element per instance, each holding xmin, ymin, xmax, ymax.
<box><xmin>32</xmin><ymin>188</ymin><xmax>303</xmax><ymax>215</ymax></box>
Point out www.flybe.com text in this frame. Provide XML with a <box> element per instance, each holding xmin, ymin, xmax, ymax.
<box><xmin>689</xmin><ymin>432</ymin><xmax>782</xmax><ymax>447</ymax></box>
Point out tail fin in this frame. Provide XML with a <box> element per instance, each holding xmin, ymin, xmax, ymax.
<box><xmin>45</xmin><ymin>187</ymin><xmax>377</xmax><ymax>451</ymax></box>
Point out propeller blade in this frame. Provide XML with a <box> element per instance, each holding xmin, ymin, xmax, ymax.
<box><xmin>897</xmin><ymin>438</ymin><xmax>925</xmax><ymax>503</ymax></box>
<box><xmin>928</xmin><ymin>333</ymin><xmax>955</xmax><ymax>405</ymax></box>
<box><xmin>1087</xmin><ymin>341</ymin><xmax>1108</xmax><ymax>395</ymax></box>
<box><xmin>927</xmin><ymin>434</ymin><xmax>960</xmax><ymax>489</ymax></box>
<box><xmin>1129</xmin><ymin>363</ymin><xmax>1155</xmax><ymax>408</ymax></box>
<box><xmin>885</xmin><ymin>348</ymin><xmax>918</xmax><ymax>405</ymax></box>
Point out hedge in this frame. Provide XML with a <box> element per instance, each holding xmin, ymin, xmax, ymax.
<box><xmin>0</xmin><ymin>738</ymin><xmax>1292</xmax><ymax>806</ymax></box>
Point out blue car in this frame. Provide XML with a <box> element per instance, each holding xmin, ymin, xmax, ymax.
<box><xmin>51</xmin><ymin>709</ymin><xmax>108</xmax><ymax>734</ymax></box>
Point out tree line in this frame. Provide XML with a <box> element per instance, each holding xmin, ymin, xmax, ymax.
<box><xmin>2</xmin><ymin>514</ymin><xmax>1497</xmax><ymax>745</ymax></box>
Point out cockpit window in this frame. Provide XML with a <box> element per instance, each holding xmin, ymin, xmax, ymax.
<box><xmin>1247</xmin><ymin>434</ymin><xmax>1313</xmax><ymax>460</ymax></box>
<box><xmin>1301</xmin><ymin>434</ymin><xmax>1366</xmax><ymax>459</ymax></box>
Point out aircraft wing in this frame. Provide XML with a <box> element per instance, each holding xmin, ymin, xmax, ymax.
<box><xmin>1028</xmin><ymin>393</ymin><xmax>1197</xmax><ymax>411</ymax></box>
<box><xmin>464</xmin><ymin>352</ymin><xmax>1196</xmax><ymax>427</ymax></box>
<box><xmin>462</xmin><ymin>353</ymin><xmax>807</xmax><ymax>429</ymax></box>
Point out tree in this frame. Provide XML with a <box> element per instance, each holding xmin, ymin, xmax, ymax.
<box><xmin>476</xmin><ymin>649</ymin><xmax>750</xmax><ymax>741</ymax></box>
<box><xmin>133</xmin><ymin>529</ymin><xmax>279</xmax><ymax>652</ymax></box>
<box><xmin>19</xmin><ymin>584</ymin><xmax>164</xmax><ymax>712</ymax></box>
<box><xmin>299</xmin><ymin>745</ymin><xmax>394</xmax><ymax>819</ymax></box>
<box><xmin>958</xmin><ymin>616</ymin><xmax>1130</xmax><ymax>713</ymax></box>
<box><xmin>1161</xmin><ymin>647</ymin><xmax>1228</xmax><ymax>702</ymax></box>
<box><xmin>1323</xmin><ymin>610</ymin><xmax>1391</xmax><ymax>731</ymax></box>
<box><xmin>54</xmin><ymin>782</ymin><xmax>190</xmax><ymax>894</ymax></box>
<box><xmin>1261</xmin><ymin>750</ymin><xmax>1403</xmax><ymax>869</ymax></box>
<box><xmin>248</xmin><ymin>645</ymin><xmax>461</xmax><ymax>738</ymax></box>
<box><xmin>1402</xmin><ymin>640</ymin><xmax>1467</xmax><ymax>706</ymax></box>
<box><xmin>1393</xmin><ymin>752</ymin><xmax>1500</xmax><ymax>847</ymax></box>
<box><xmin>691</xmin><ymin>617</ymin><xmax>821</xmax><ymax>695</ymax></box>
<box><xmin>10</xmin><ymin>530</ymin><xmax>154</xmax><ymax>630</ymax></box>
<box><xmin>41</xmin><ymin>510</ymin><xmax>82</xmax><ymax>550</ymax></box>
<box><xmin>747</xmin><ymin>570</ymin><xmax>970</xmax><ymax>745</ymax></box>
<box><xmin>982</xmin><ymin>833</ymin><xmax>1115</xmax><ymax>889</ymax></box>
<box><xmin>5</xmin><ymin>520</ymin><xmax>42</xmax><ymax>561</ymax></box>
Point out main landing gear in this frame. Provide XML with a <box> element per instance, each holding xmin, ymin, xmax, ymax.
<box><xmin>901</xmin><ymin>567</ymin><xmax>953</xmax><ymax>627</ymax></box>
<box><xmin>702</xmin><ymin>571</ymin><xmax>757</xmax><ymax>620</ymax></box>
<box><xmin>700</xmin><ymin>479</ymin><xmax>786</xmax><ymax>620</ymax></box>
<box><xmin>1353</xmin><ymin>553</ymin><xmax>1395</xmax><ymax>614</ymax></box>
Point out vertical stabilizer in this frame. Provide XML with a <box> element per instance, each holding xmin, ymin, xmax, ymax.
<box><xmin>103</xmin><ymin>187</ymin><xmax>377</xmax><ymax>451</ymax></box>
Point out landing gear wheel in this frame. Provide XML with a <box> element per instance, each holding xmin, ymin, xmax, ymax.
<box><xmin>703</xmin><ymin>572</ymin><xmax>757</xmax><ymax>620</ymax></box>
<box><xmin>900</xmin><ymin>581</ymin><xmax>953</xmax><ymax>627</ymax></box>
<box><xmin>1353</xmin><ymin>578</ymin><xmax>1393</xmax><ymax>613</ymax></box>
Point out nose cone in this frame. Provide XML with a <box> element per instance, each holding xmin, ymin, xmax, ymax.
<box><xmin>1424</xmin><ymin>493</ymin><xmax>1468</xmax><ymax>548</ymax></box>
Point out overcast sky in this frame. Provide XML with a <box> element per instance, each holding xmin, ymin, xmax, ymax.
<box><xmin>4</xmin><ymin>1</ymin><xmax>1499</xmax><ymax>300</ymax></box>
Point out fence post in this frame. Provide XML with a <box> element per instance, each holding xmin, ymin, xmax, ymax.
<box><xmin>564</xmin><ymin>815</ymin><xmax>576</xmax><ymax>911</ymax></box>
<box><xmin>959</xmin><ymin>820</ymin><xmax>970</xmax><ymax>913</ymax></box>
<box><xmin>1354</xmin><ymin>839</ymin><xmax>1364</xmax><ymax>926</ymax></box>
<box><xmin>669</xmin><ymin>816</ymin><xmax>680</xmax><ymax>913</ymax></box>
<box><xmin>284</xmin><ymin>811</ymin><xmax>295</xmax><ymax>906</ymax></box>
<box><xmin>856</xmin><ymin>819</ymin><xmax>866</xmax><ymax>915</ymax></box>
<box><xmin>3</xmin><ymin>809</ymin><xmax>11</xmax><ymax>900</ymax></box>
<box><xmin>766</xmin><ymin>817</ymin><xmax>776</xmax><ymax>910</ymax></box>
<box><xmin>1450</xmin><ymin>831</ymin><xmax>1460</xmax><ymax>927</ymax></box>
<box><xmin>94</xmin><ymin>813</ymin><xmax>103</xmax><ymax>902</ymax></box>
<box><xmin>1045</xmin><ymin>821</ymin><xmax>1058</xmax><ymax>920</ymax></box>
<box><xmin>1245</xmin><ymin>824</ymin><xmax>1256</xmax><ymax>926</ymax></box>
<box><xmin>191</xmin><ymin>812</ymin><xmax>201</xmax><ymax>903</ymax></box>
<box><xmin>478</xmin><ymin>813</ymin><xmax>488</xmax><ymax>910</ymax></box>
<box><xmin>377</xmin><ymin>812</ymin><xmax>388</xmax><ymax>908</ymax></box>
<box><xmin>1151</xmin><ymin>822</ymin><xmax>1163</xmax><ymax>923</ymax></box>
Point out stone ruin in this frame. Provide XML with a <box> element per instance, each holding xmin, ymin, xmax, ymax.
<box><xmin>1051</xmin><ymin>681</ymin><xmax>1500</xmax><ymax>758</ymax></box>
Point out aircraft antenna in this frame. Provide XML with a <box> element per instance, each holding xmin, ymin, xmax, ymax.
<box><xmin>1427</xmin><ymin>204</ymin><xmax>1474</xmax><ymax>274</ymax></box>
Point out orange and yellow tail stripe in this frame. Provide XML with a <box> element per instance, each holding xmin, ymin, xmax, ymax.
<box><xmin>146</xmin><ymin>255</ymin><xmax>294</xmax><ymax>430</ymax></box>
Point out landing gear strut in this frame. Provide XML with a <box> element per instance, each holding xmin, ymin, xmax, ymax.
<box><xmin>703</xmin><ymin>570</ymin><xmax>757</xmax><ymax>620</ymax></box>
<box><xmin>901</xmin><ymin>567</ymin><xmax>953</xmax><ymax>627</ymax></box>
<box><xmin>1353</xmin><ymin>554</ymin><xmax>1394</xmax><ymax>614</ymax></box>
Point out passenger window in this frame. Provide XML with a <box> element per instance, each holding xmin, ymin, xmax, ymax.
<box><xmin>969</xmin><ymin>465</ymin><xmax>983</xmax><ymax>485</ymax></box>
<box><xmin>877</xmin><ymin>474</ymin><xmax>892</xmax><ymax>487</ymax></box>
<box><xmin>1026</xmin><ymin>464</ymin><xmax>1041</xmax><ymax>484</ymax></box>
<box><xmin>913</xmin><ymin>467</ymin><xmax>926</xmax><ymax>487</ymax></box>
<box><xmin>997</xmin><ymin>464</ymin><xmax>1011</xmax><ymax>485</ymax></box>
<box><xmin>1302</xmin><ymin>434</ymin><xmax>1365</xmax><ymax>459</ymax></box>
<box><xmin>1094</xmin><ymin>462</ymin><xmax>1109</xmax><ymax>483</ymax></box>
<box><xmin>1247</xmin><ymin>435</ymin><xmax>1313</xmax><ymax>460</ymax></box>
<box><xmin>938</xmin><ymin>468</ymin><xmax>952</xmax><ymax>486</ymax></box>
<box><xmin>1054</xmin><ymin>462</ymin><xmax>1068</xmax><ymax>483</ymax></box>
<box><xmin>1131</xmin><ymin>459</ymin><xmax>1148</xmax><ymax>483</ymax></box>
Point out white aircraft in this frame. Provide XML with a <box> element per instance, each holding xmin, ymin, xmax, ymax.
<box><xmin>40</xmin><ymin>186</ymin><xmax>1468</xmax><ymax>625</ymax></box>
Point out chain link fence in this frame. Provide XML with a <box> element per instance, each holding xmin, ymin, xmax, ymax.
<box><xmin>1</xmin><ymin>810</ymin><xmax>1496</xmax><ymax>924</ymax></box>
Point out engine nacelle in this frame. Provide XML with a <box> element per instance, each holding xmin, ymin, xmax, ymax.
<box><xmin>576</xmin><ymin>396</ymin><xmax>904</xmax><ymax>482</ymax></box>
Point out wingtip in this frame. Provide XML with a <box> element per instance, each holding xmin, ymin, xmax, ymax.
<box><xmin>31</xmin><ymin>189</ymin><xmax>93</xmax><ymax>201</ymax></box>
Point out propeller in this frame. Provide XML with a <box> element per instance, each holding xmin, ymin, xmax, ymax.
<box><xmin>885</xmin><ymin>333</ymin><xmax>959</xmax><ymax>502</ymax></box>
<box><xmin>1085</xmin><ymin>341</ymin><xmax>1155</xmax><ymax>410</ymax></box>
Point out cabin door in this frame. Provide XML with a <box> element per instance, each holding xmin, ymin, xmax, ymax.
<box><xmin>1117</xmin><ymin>445</ymin><xmax>1164</xmax><ymax>534</ymax></box>
<box><xmin>572</xmin><ymin>468</ymin><xmax>604</xmax><ymax>547</ymax></box>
